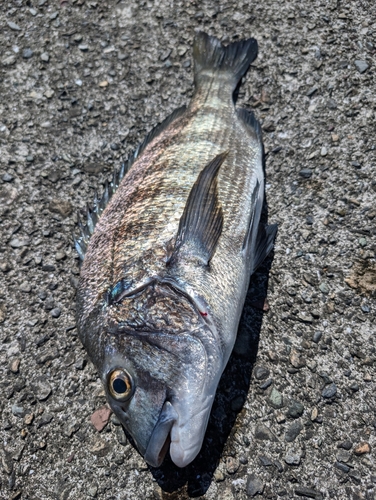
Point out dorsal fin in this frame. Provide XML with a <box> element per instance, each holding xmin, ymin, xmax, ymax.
<box><xmin>74</xmin><ymin>105</ymin><xmax>187</xmax><ymax>262</ymax></box>
<box><xmin>168</xmin><ymin>151</ymin><xmax>228</xmax><ymax>267</ymax></box>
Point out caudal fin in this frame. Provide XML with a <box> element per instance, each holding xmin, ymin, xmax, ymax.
<box><xmin>193</xmin><ymin>32</ymin><xmax>258</xmax><ymax>91</ymax></box>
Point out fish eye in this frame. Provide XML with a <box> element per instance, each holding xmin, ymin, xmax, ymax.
<box><xmin>108</xmin><ymin>369</ymin><xmax>133</xmax><ymax>401</ymax></box>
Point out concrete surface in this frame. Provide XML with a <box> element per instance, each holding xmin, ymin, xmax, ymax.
<box><xmin>0</xmin><ymin>0</ymin><xmax>375</xmax><ymax>499</ymax></box>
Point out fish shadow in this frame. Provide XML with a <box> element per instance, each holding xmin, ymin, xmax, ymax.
<box><xmin>149</xmin><ymin>211</ymin><xmax>275</xmax><ymax>497</ymax></box>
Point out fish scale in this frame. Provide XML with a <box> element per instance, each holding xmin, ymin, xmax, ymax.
<box><xmin>76</xmin><ymin>32</ymin><xmax>277</xmax><ymax>468</ymax></box>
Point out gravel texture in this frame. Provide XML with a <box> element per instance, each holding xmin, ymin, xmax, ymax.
<box><xmin>0</xmin><ymin>1</ymin><xmax>375</xmax><ymax>499</ymax></box>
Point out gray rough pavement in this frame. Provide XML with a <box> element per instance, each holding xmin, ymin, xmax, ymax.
<box><xmin>0</xmin><ymin>1</ymin><xmax>375</xmax><ymax>499</ymax></box>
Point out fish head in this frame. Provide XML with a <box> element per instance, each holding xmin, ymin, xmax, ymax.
<box><xmin>101</xmin><ymin>324</ymin><xmax>223</xmax><ymax>468</ymax></box>
<box><xmin>78</xmin><ymin>280</ymin><xmax>224</xmax><ymax>468</ymax></box>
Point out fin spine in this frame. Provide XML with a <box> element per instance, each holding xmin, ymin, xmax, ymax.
<box><xmin>74</xmin><ymin>106</ymin><xmax>187</xmax><ymax>261</ymax></box>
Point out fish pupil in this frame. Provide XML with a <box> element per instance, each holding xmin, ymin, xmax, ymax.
<box><xmin>113</xmin><ymin>378</ymin><xmax>127</xmax><ymax>394</ymax></box>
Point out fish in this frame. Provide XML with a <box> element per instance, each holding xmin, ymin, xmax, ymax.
<box><xmin>75</xmin><ymin>31</ymin><xmax>277</xmax><ymax>469</ymax></box>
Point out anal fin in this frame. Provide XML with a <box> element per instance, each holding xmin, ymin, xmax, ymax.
<box><xmin>169</xmin><ymin>151</ymin><xmax>228</xmax><ymax>267</ymax></box>
<box><xmin>242</xmin><ymin>180</ymin><xmax>277</xmax><ymax>274</ymax></box>
<box><xmin>251</xmin><ymin>223</ymin><xmax>278</xmax><ymax>275</ymax></box>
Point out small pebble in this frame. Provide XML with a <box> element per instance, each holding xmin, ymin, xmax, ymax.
<box><xmin>294</xmin><ymin>486</ymin><xmax>320</xmax><ymax>498</ymax></box>
<box><xmin>354</xmin><ymin>442</ymin><xmax>371</xmax><ymax>455</ymax></box>
<box><xmin>359</xmin><ymin>237</ymin><xmax>367</xmax><ymax>247</ymax></box>
<box><xmin>7</xmin><ymin>21</ymin><xmax>22</xmax><ymax>31</ymax></box>
<box><xmin>22</xmin><ymin>48</ymin><xmax>34</xmax><ymax>59</ymax></box>
<box><xmin>289</xmin><ymin>349</ymin><xmax>306</xmax><ymax>369</ymax></box>
<box><xmin>336</xmin><ymin>450</ymin><xmax>351</xmax><ymax>463</ymax></box>
<box><xmin>2</xmin><ymin>173</ymin><xmax>14</xmax><ymax>182</ymax></box>
<box><xmin>310</xmin><ymin>407</ymin><xmax>318</xmax><ymax>421</ymax></box>
<box><xmin>246</xmin><ymin>474</ymin><xmax>264</xmax><ymax>497</ymax></box>
<box><xmin>276</xmin><ymin>412</ymin><xmax>286</xmax><ymax>424</ymax></box>
<box><xmin>338</xmin><ymin>440</ymin><xmax>352</xmax><ymax>451</ymax></box>
<box><xmin>31</xmin><ymin>377</ymin><xmax>52</xmax><ymax>401</ymax></box>
<box><xmin>37</xmin><ymin>413</ymin><xmax>53</xmax><ymax>428</ymax></box>
<box><xmin>74</xmin><ymin>358</ymin><xmax>86</xmax><ymax>370</ymax></box>
<box><xmin>287</xmin><ymin>400</ymin><xmax>304</xmax><ymax>418</ymax></box>
<box><xmin>306</xmin><ymin>86</ymin><xmax>318</xmax><ymax>97</ymax></box>
<box><xmin>299</xmin><ymin>168</ymin><xmax>312</xmax><ymax>179</ymax></box>
<box><xmin>78</xmin><ymin>44</ymin><xmax>89</xmax><ymax>51</ymax></box>
<box><xmin>88</xmin><ymin>486</ymin><xmax>98</xmax><ymax>498</ymax></box>
<box><xmin>20</xmin><ymin>282</ymin><xmax>32</xmax><ymax>293</ymax></box>
<box><xmin>40</xmin><ymin>52</ymin><xmax>49</xmax><ymax>62</ymax></box>
<box><xmin>12</xmin><ymin>405</ymin><xmax>25</xmax><ymax>417</ymax></box>
<box><xmin>2</xmin><ymin>55</ymin><xmax>17</xmax><ymax>66</ymax></box>
<box><xmin>354</xmin><ymin>60</ymin><xmax>369</xmax><ymax>73</ymax></box>
<box><xmin>225</xmin><ymin>456</ymin><xmax>239</xmax><ymax>474</ymax></box>
<box><xmin>24</xmin><ymin>413</ymin><xmax>34</xmax><ymax>425</ymax></box>
<box><xmin>285</xmin><ymin>420</ymin><xmax>303</xmax><ymax>442</ymax></box>
<box><xmin>50</xmin><ymin>307</ymin><xmax>61</xmax><ymax>318</ymax></box>
<box><xmin>254</xmin><ymin>365</ymin><xmax>270</xmax><ymax>380</ymax></box>
<box><xmin>297</xmin><ymin>312</ymin><xmax>313</xmax><ymax>323</ymax></box>
<box><xmin>322</xmin><ymin>383</ymin><xmax>337</xmax><ymax>399</ymax></box>
<box><xmin>312</xmin><ymin>331</ymin><xmax>323</xmax><ymax>343</ymax></box>
<box><xmin>91</xmin><ymin>406</ymin><xmax>112</xmax><ymax>432</ymax></box>
<box><xmin>319</xmin><ymin>282</ymin><xmax>329</xmax><ymax>294</ymax></box>
<box><xmin>259</xmin><ymin>454</ymin><xmax>273</xmax><ymax>466</ymax></box>
<box><xmin>213</xmin><ymin>469</ymin><xmax>225</xmax><ymax>482</ymax></box>
<box><xmin>335</xmin><ymin>461</ymin><xmax>350</xmax><ymax>473</ymax></box>
<box><xmin>259</xmin><ymin>378</ymin><xmax>273</xmax><ymax>390</ymax></box>
<box><xmin>268</xmin><ymin>387</ymin><xmax>284</xmax><ymax>408</ymax></box>
<box><xmin>55</xmin><ymin>251</ymin><xmax>66</xmax><ymax>261</ymax></box>
<box><xmin>327</xmin><ymin>99</ymin><xmax>338</xmax><ymax>109</ymax></box>
<box><xmin>89</xmin><ymin>438</ymin><xmax>110</xmax><ymax>457</ymax></box>
<box><xmin>284</xmin><ymin>450</ymin><xmax>301</xmax><ymax>466</ymax></box>
<box><xmin>10</xmin><ymin>359</ymin><xmax>20</xmax><ymax>373</ymax></box>
<box><xmin>254</xmin><ymin>423</ymin><xmax>277</xmax><ymax>441</ymax></box>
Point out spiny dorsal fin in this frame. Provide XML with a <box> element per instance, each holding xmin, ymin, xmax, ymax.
<box><xmin>74</xmin><ymin>105</ymin><xmax>187</xmax><ymax>262</ymax></box>
<box><xmin>169</xmin><ymin>151</ymin><xmax>228</xmax><ymax>267</ymax></box>
<box><xmin>134</xmin><ymin>106</ymin><xmax>186</xmax><ymax>163</ymax></box>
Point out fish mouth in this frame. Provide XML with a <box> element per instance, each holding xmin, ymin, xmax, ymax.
<box><xmin>144</xmin><ymin>401</ymin><xmax>178</xmax><ymax>468</ymax></box>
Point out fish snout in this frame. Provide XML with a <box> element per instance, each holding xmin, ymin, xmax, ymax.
<box><xmin>144</xmin><ymin>401</ymin><xmax>178</xmax><ymax>468</ymax></box>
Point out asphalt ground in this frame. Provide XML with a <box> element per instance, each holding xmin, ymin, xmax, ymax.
<box><xmin>0</xmin><ymin>1</ymin><xmax>375</xmax><ymax>499</ymax></box>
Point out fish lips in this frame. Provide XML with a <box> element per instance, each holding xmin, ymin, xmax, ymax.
<box><xmin>144</xmin><ymin>401</ymin><xmax>178</xmax><ymax>467</ymax></box>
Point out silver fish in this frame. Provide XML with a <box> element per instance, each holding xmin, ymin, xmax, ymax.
<box><xmin>75</xmin><ymin>32</ymin><xmax>277</xmax><ymax>468</ymax></box>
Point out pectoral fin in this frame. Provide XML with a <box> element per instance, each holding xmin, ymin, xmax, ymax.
<box><xmin>169</xmin><ymin>152</ymin><xmax>228</xmax><ymax>267</ymax></box>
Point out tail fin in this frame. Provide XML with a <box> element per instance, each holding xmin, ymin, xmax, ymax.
<box><xmin>193</xmin><ymin>32</ymin><xmax>258</xmax><ymax>91</ymax></box>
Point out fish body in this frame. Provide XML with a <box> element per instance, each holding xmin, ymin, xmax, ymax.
<box><xmin>76</xmin><ymin>32</ymin><xmax>276</xmax><ymax>468</ymax></box>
